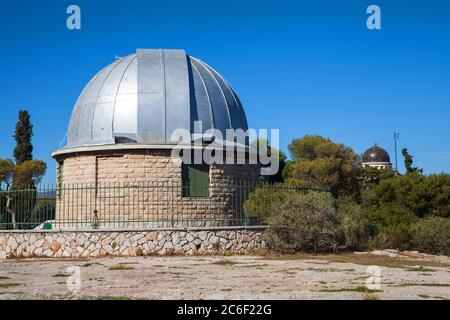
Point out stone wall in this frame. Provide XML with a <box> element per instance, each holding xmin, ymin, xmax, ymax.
<box><xmin>54</xmin><ymin>149</ymin><xmax>260</xmax><ymax>228</ymax></box>
<box><xmin>0</xmin><ymin>228</ymin><xmax>266</xmax><ymax>259</ymax></box>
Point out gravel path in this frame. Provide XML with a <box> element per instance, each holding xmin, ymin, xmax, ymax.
<box><xmin>0</xmin><ymin>254</ymin><xmax>449</xmax><ymax>300</ymax></box>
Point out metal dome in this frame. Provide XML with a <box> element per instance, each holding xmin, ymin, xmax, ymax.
<box><xmin>362</xmin><ymin>145</ymin><xmax>391</xmax><ymax>163</ymax></box>
<box><xmin>65</xmin><ymin>49</ymin><xmax>248</xmax><ymax>148</ymax></box>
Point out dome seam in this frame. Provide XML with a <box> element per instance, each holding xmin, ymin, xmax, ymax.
<box><xmin>90</xmin><ymin>57</ymin><xmax>128</xmax><ymax>143</ymax></box>
<box><xmin>190</xmin><ymin>59</ymin><xmax>215</xmax><ymax>130</ymax></box>
<box><xmin>69</xmin><ymin>65</ymin><xmax>109</xmax><ymax>146</ymax></box>
<box><xmin>192</xmin><ymin>57</ymin><xmax>233</xmax><ymax>130</ymax></box>
<box><xmin>194</xmin><ymin>58</ymin><xmax>247</xmax><ymax>130</ymax></box>
<box><xmin>111</xmin><ymin>54</ymin><xmax>137</xmax><ymax>139</ymax></box>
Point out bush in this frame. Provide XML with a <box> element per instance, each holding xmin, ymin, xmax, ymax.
<box><xmin>362</xmin><ymin>173</ymin><xmax>450</xmax><ymax>218</ymax></box>
<box><xmin>368</xmin><ymin>205</ymin><xmax>417</xmax><ymax>250</ymax></box>
<box><xmin>337</xmin><ymin>198</ymin><xmax>372</xmax><ymax>250</ymax></box>
<box><xmin>411</xmin><ymin>217</ymin><xmax>450</xmax><ymax>256</ymax></box>
<box><xmin>244</xmin><ymin>184</ymin><xmax>288</xmax><ymax>222</ymax></box>
<box><xmin>369</xmin><ymin>223</ymin><xmax>413</xmax><ymax>251</ymax></box>
<box><xmin>31</xmin><ymin>199</ymin><xmax>56</xmax><ymax>224</ymax></box>
<box><xmin>263</xmin><ymin>191</ymin><xmax>341</xmax><ymax>253</ymax></box>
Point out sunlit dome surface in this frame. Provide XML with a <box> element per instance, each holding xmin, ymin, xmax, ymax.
<box><xmin>362</xmin><ymin>145</ymin><xmax>391</xmax><ymax>163</ymax></box>
<box><xmin>65</xmin><ymin>49</ymin><xmax>248</xmax><ymax>148</ymax></box>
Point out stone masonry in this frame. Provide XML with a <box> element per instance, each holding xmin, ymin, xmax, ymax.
<box><xmin>0</xmin><ymin>228</ymin><xmax>266</xmax><ymax>259</ymax></box>
<box><xmin>54</xmin><ymin>149</ymin><xmax>260</xmax><ymax>228</ymax></box>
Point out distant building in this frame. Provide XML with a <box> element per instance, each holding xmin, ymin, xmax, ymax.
<box><xmin>362</xmin><ymin>144</ymin><xmax>392</xmax><ymax>170</ymax></box>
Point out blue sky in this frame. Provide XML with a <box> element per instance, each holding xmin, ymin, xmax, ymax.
<box><xmin>0</xmin><ymin>0</ymin><xmax>449</xmax><ymax>184</ymax></box>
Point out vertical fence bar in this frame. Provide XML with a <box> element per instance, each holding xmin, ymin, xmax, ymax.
<box><xmin>0</xmin><ymin>180</ymin><xmax>306</xmax><ymax>231</ymax></box>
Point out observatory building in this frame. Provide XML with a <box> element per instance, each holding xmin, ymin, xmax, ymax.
<box><xmin>52</xmin><ymin>49</ymin><xmax>259</xmax><ymax>228</ymax></box>
<box><xmin>362</xmin><ymin>144</ymin><xmax>392</xmax><ymax>170</ymax></box>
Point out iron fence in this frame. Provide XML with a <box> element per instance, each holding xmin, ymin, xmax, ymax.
<box><xmin>0</xmin><ymin>182</ymin><xmax>324</xmax><ymax>231</ymax></box>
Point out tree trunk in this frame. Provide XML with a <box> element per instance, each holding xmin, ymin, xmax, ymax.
<box><xmin>5</xmin><ymin>194</ymin><xmax>17</xmax><ymax>230</ymax></box>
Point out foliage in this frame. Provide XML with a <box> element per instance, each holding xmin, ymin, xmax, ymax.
<box><xmin>368</xmin><ymin>205</ymin><xmax>417</xmax><ymax>250</ymax></box>
<box><xmin>0</xmin><ymin>193</ymin><xmax>6</xmax><ymax>228</ymax></box>
<box><xmin>262</xmin><ymin>191</ymin><xmax>342</xmax><ymax>253</ymax></box>
<box><xmin>361</xmin><ymin>166</ymin><xmax>395</xmax><ymax>188</ymax></box>
<box><xmin>13</xmin><ymin>110</ymin><xmax>34</xmax><ymax>165</ymax></box>
<box><xmin>244</xmin><ymin>184</ymin><xmax>288</xmax><ymax>222</ymax></box>
<box><xmin>0</xmin><ymin>110</ymin><xmax>49</xmax><ymax>229</ymax></box>
<box><xmin>282</xmin><ymin>160</ymin><xmax>295</xmax><ymax>181</ymax></box>
<box><xmin>0</xmin><ymin>193</ymin><xmax>55</xmax><ymax>230</ymax></box>
<box><xmin>13</xmin><ymin>160</ymin><xmax>47</xmax><ymax>187</ymax></box>
<box><xmin>245</xmin><ymin>134</ymin><xmax>450</xmax><ymax>255</ymax></box>
<box><xmin>285</xmin><ymin>135</ymin><xmax>361</xmax><ymax>197</ymax></box>
<box><xmin>0</xmin><ymin>159</ymin><xmax>15</xmax><ymax>188</ymax></box>
<box><xmin>336</xmin><ymin>197</ymin><xmax>372</xmax><ymax>250</ymax></box>
<box><xmin>410</xmin><ymin>217</ymin><xmax>450</xmax><ymax>256</ymax></box>
<box><xmin>362</xmin><ymin>173</ymin><xmax>450</xmax><ymax>218</ymax></box>
<box><xmin>402</xmin><ymin>148</ymin><xmax>422</xmax><ymax>174</ymax></box>
<box><xmin>0</xmin><ymin>158</ymin><xmax>46</xmax><ymax>189</ymax></box>
<box><xmin>251</xmin><ymin>139</ymin><xmax>287</xmax><ymax>184</ymax></box>
<box><xmin>424</xmin><ymin>174</ymin><xmax>450</xmax><ymax>217</ymax></box>
<box><xmin>288</xmin><ymin>135</ymin><xmax>330</xmax><ymax>161</ymax></box>
<box><xmin>31</xmin><ymin>199</ymin><xmax>56</xmax><ymax>224</ymax></box>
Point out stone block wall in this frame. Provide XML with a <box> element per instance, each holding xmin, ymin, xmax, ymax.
<box><xmin>0</xmin><ymin>228</ymin><xmax>266</xmax><ymax>259</ymax></box>
<box><xmin>54</xmin><ymin>149</ymin><xmax>260</xmax><ymax>228</ymax></box>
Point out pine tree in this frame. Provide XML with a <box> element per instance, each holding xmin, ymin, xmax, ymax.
<box><xmin>13</xmin><ymin>110</ymin><xmax>33</xmax><ymax>165</ymax></box>
<box><xmin>402</xmin><ymin>148</ymin><xmax>423</xmax><ymax>174</ymax></box>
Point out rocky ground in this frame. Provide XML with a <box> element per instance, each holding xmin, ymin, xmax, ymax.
<box><xmin>0</xmin><ymin>250</ymin><xmax>449</xmax><ymax>300</ymax></box>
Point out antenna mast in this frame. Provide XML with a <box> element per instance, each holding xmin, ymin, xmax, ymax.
<box><xmin>394</xmin><ymin>132</ymin><xmax>400</xmax><ymax>172</ymax></box>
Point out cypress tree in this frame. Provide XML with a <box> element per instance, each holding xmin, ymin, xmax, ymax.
<box><xmin>13</xmin><ymin>110</ymin><xmax>33</xmax><ymax>165</ymax></box>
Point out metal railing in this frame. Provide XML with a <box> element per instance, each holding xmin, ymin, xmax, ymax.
<box><xmin>0</xmin><ymin>182</ymin><xmax>323</xmax><ymax>231</ymax></box>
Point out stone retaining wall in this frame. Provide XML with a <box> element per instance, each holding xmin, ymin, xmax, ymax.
<box><xmin>0</xmin><ymin>228</ymin><xmax>266</xmax><ymax>259</ymax></box>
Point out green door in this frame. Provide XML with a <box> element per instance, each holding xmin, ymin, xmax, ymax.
<box><xmin>182</xmin><ymin>164</ymin><xmax>210</xmax><ymax>197</ymax></box>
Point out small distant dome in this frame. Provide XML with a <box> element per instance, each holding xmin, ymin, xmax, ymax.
<box><xmin>363</xmin><ymin>145</ymin><xmax>390</xmax><ymax>163</ymax></box>
<box><xmin>362</xmin><ymin>144</ymin><xmax>392</xmax><ymax>170</ymax></box>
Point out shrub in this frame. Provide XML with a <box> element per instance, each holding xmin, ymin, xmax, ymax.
<box><xmin>368</xmin><ymin>205</ymin><xmax>417</xmax><ymax>250</ymax></box>
<box><xmin>263</xmin><ymin>191</ymin><xmax>341</xmax><ymax>253</ymax></box>
<box><xmin>337</xmin><ymin>198</ymin><xmax>372</xmax><ymax>250</ymax></box>
<box><xmin>369</xmin><ymin>223</ymin><xmax>413</xmax><ymax>251</ymax></box>
<box><xmin>411</xmin><ymin>217</ymin><xmax>450</xmax><ymax>256</ymax></box>
<box><xmin>31</xmin><ymin>199</ymin><xmax>56</xmax><ymax>221</ymax></box>
<box><xmin>362</xmin><ymin>173</ymin><xmax>450</xmax><ymax>218</ymax></box>
<box><xmin>244</xmin><ymin>184</ymin><xmax>288</xmax><ymax>222</ymax></box>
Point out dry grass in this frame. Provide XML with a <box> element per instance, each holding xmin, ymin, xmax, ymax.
<box><xmin>319</xmin><ymin>286</ymin><xmax>382</xmax><ymax>293</ymax></box>
<box><xmin>392</xmin><ymin>282</ymin><xmax>450</xmax><ymax>287</ymax></box>
<box><xmin>108</xmin><ymin>264</ymin><xmax>135</xmax><ymax>271</ymax></box>
<box><xmin>405</xmin><ymin>266</ymin><xmax>435</xmax><ymax>272</ymax></box>
<box><xmin>52</xmin><ymin>273</ymin><xmax>68</xmax><ymax>278</ymax></box>
<box><xmin>81</xmin><ymin>262</ymin><xmax>104</xmax><ymax>268</ymax></box>
<box><xmin>211</xmin><ymin>259</ymin><xmax>238</xmax><ymax>266</ymax></box>
<box><xmin>262</xmin><ymin>253</ymin><xmax>450</xmax><ymax>269</ymax></box>
<box><xmin>0</xmin><ymin>283</ymin><xmax>21</xmax><ymax>288</ymax></box>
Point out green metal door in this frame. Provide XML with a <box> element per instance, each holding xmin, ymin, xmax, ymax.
<box><xmin>182</xmin><ymin>164</ymin><xmax>210</xmax><ymax>197</ymax></box>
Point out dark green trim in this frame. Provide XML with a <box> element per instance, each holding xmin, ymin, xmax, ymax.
<box><xmin>182</xmin><ymin>163</ymin><xmax>210</xmax><ymax>197</ymax></box>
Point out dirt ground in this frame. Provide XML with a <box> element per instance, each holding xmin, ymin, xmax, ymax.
<box><xmin>0</xmin><ymin>252</ymin><xmax>449</xmax><ymax>300</ymax></box>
